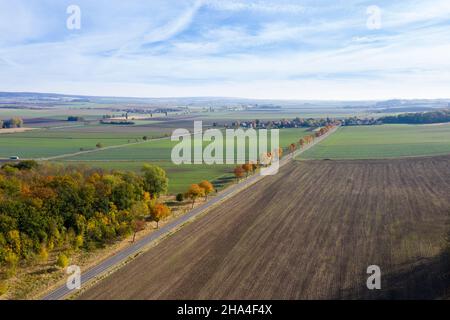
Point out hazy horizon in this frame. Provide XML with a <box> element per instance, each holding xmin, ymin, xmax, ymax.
<box><xmin>3</xmin><ymin>90</ymin><xmax>450</xmax><ymax>103</ymax></box>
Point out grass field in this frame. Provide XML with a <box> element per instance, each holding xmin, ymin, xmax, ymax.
<box><xmin>79</xmin><ymin>156</ymin><xmax>450</xmax><ymax>299</ymax></box>
<box><xmin>0</xmin><ymin>130</ymin><xmax>131</xmax><ymax>159</ymax></box>
<box><xmin>66</xmin><ymin>128</ymin><xmax>311</xmax><ymax>161</ymax></box>
<box><xmin>0</xmin><ymin>124</ymin><xmax>172</xmax><ymax>159</ymax></box>
<box><xmin>59</xmin><ymin>161</ymin><xmax>235</xmax><ymax>194</ymax></box>
<box><xmin>1</xmin><ymin>126</ymin><xmax>311</xmax><ymax>193</ymax></box>
<box><xmin>299</xmin><ymin>124</ymin><xmax>450</xmax><ymax>160</ymax></box>
<box><xmin>57</xmin><ymin>128</ymin><xmax>311</xmax><ymax>193</ymax></box>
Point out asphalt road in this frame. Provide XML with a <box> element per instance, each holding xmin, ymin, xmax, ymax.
<box><xmin>42</xmin><ymin>127</ymin><xmax>338</xmax><ymax>300</ymax></box>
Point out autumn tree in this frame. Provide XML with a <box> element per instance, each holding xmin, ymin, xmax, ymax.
<box><xmin>289</xmin><ymin>143</ymin><xmax>297</xmax><ymax>155</ymax></box>
<box><xmin>57</xmin><ymin>253</ymin><xmax>69</xmax><ymax>268</ymax></box>
<box><xmin>260</xmin><ymin>152</ymin><xmax>273</xmax><ymax>167</ymax></box>
<box><xmin>38</xmin><ymin>246</ymin><xmax>49</xmax><ymax>263</ymax></box>
<box><xmin>278</xmin><ymin>148</ymin><xmax>283</xmax><ymax>159</ymax></box>
<box><xmin>299</xmin><ymin>138</ymin><xmax>305</xmax><ymax>148</ymax></box>
<box><xmin>150</xmin><ymin>203</ymin><xmax>171</xmax><ymax>228</ymax></box>
<box><xmin>242</xmin><ymin>163</ymin><xmax>253</xmax><ymax>177</ymax></box>
<box><xmin>186</xmin><ymin>184</ymin><xmax>204</xmax><ymax>208</ymax></box>
<box><xmin>132</xmin><ymin>220</ymin><xmax>146</xmax><ymax>242</ymax></box>
<box><xmin>199</xmin><ymin>180</ymin><xmax>214</xmax><ymax>200</ymax></box>
<box><xmin>130</xmin><ymin>201</ymin><xmax>148</xmax><ymax>242</ymax></box>
<box><xmin>234</xmin><ymin>166</ymin><xmax>245</xmax><ymax>181</ymax></box>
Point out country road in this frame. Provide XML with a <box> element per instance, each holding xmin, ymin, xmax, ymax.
<box><xmin>42</xmin><ymin>126</ymin><xmax>339</xmax><ymax>300</ymax></box>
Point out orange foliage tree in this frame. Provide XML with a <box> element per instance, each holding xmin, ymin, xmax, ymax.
<box><xmin>299</xmin><ymin>138</ymin><xmax>305</xmax><ymax>148</ymax></box>
<box><xmin>242</xmin><ymin>163</ymin><xmax>253</xmax><ymax>177</ymax></box>
<box><xmin>151</xmin><ymin>203</ymin><xmax>171</xmax><ymax>229</ymax></box>
<box><xmin>185</xmin><ymin>184</ymin><xmax>204</xmax><ymax>208</ymax></box>
<box><xmin>199</xmin><ymin>180</ymin><xmax>214</xmax><ymax>200</ymax></box>
<box><xmin>289</xmin><ymin>143</ymin><xmax>297</xmax><ymax>154</ymax></box>
<box><xmin>234</xmin><ymin>166</ymin><xmax>245</xmax><ymax>181</ymax></box>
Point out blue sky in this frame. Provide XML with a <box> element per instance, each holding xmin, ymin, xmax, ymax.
<box><xmin>1</xmin><ymin>0</ymin><xmax>450</xmax><ymax>100</ymax></box>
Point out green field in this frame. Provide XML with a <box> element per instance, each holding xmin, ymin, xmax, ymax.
<box><xmin>0</xmin><ymin>126</ymin><xmax>310</xmax><ymax>193</ymax></box>
<box><xmin>65</xmin><ymin>128</ymin><xmax>311</xmax><ymax>161</ymax></box>
<box><xmin>57</xmin><ymin>161</ymin><xmax>235</xmax><ymax>194</ymax></box>
<box><xmin>299</xmin><ymin>124</ymin><xmax>450</xmax><ymax>160</ymax></box>
<box><xmin>56</xmin><ymin>128</ymin><xmax>311</xmax><ymax>193</ymax></box>
<box><xmin>0</xmin><ymin>131</ymin><xmax>131</xmax><ymax>159</ymax></box>
<box><xmin>0</xmin><ymin>124</ymin><xmax>173</xmax><ymax>159</ymax></box>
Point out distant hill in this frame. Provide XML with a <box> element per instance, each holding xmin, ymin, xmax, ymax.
<box><xmin>0</xmin><ymin>91</ymin><xmax>449</xmax><ymax>110</ymax></box>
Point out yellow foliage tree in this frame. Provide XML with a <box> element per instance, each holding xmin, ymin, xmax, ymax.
<box><xmin>57</xmin><ymin>253</ymin><xmax>69</xmax><ymax>269</ymax></box>
<box><xmin>186</xmin><ymin>184</ymin><xmax>204</xmax><ymax>208</ymax></box>
<box><xmin>199</xmin><ymin>180</ymin><xmax>214</xmax><ymax>200</ymax></box>
<box><xmin>151</xmin><ymin>203</ymin><xmax>171</xmax><ymax>228</ymax></box>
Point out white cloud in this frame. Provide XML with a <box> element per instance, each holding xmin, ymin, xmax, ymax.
<box><xmin>1</xmin><ymin>0</ymin><xmax>450</xmax><ymax>99</ymax></box>
<box><xmin>204</xmin><ymin>0</ymin><xmax>305</xmax><ymax>14</ymax></box>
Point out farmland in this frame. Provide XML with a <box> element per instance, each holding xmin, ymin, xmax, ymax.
<box><xmin>300</xmin><ymin>124</ymin><xmax>450</xmax><ymax>160</ymax></box>
<box><xmin>60</xmin><ymin>162</ymin><xmax>235</xmax><ymax>194</ymax></box>
<box><xmin>0</xmin><ymin>122</ymin><xmax>312</xmax><ymax>193</ymax></box>
<box><xmin>56</xmin><ymin>128</ymin><xmax>311</xmax><ymax>193</ymax></box>
<box><xmin>79</xmin><ymin>155</ymin><xmax>450</xmax><ymax>299</ymax></box>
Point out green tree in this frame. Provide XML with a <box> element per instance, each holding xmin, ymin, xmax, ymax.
<box><xmin>141</xmin><ymin>164</ymin><xmax>168</xmax><ymax>198</ymax></box>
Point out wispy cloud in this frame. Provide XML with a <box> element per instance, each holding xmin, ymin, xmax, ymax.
<box><xmin>204</xmin><ymin>0</ymin><xmax>305</xmax><ymax>14</ymax></box>
<box><xmin>0</xmin><ymin>0</ymin><xmax>450</xmax><ymax>99</ymax></box>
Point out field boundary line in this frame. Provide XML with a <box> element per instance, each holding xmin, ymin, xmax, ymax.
<box><xmin>36</xmin><ymin>133</ymin><xmax>190</xmax><ymax>161</ymax></box>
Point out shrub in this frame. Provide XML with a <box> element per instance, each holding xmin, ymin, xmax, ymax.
<box><xmin>56</xmin><ymin>253</ymin><xmax>69</xmax><ymax>269</ymax></box>
<box><xmin>0</xmin><ymin>281</ymin><xmax>8</xmax><ymax>296</ymax></box>
<box><xmin>38</xmin><ymin>246</ymin><xmax>49</xmax><ymax>263</ymax></box>
<box><xmin>176</xmin><ymin>193</ymin><xmax>184</xmax><ymax>202</ymax></box>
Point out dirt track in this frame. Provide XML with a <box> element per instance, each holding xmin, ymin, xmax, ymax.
<box><xmin>79</xmin><ymin>156</ymin><xmax>450</xmax><ymax>300</ymax></box>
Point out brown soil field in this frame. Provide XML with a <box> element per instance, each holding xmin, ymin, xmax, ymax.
<box><xmin>79</xmin><ymin>156</ymin><xmax>450</xmax><ymax>300</ymax></box>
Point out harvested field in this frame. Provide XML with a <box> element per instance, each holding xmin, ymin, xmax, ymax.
<box><xmin>79</xmin><ymin>156</ymin><xmax>450</xmax><ymax>300</ymax></box>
